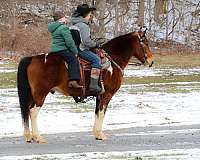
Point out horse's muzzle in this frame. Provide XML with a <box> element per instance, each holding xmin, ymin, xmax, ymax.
<box><xmin>149</xmin><ymin>61</ymin><xmax>154</xmax><ymax>67</ymax></box>
<box><xmin>144</xmin><ymin>59</ymin><xmax>153</xmax><ymax>67</ymax></box>
<box><xmin>145</xmin><ymin>55</ymin><xmax>154</xmax><ymax>67</ymax></box>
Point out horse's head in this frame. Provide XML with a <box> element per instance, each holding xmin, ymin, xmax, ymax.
<box><xmin>133</xmin><ymin>27</ymin><xmax>154</xmax><ymax>67</ymax></box>
<box><xmin>102</xmin><ymin>28</ymin><xmax>154</xmax><ymax>69</ymax></box>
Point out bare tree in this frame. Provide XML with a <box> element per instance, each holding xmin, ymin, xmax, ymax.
<box><xmin>154</xmin><ymin>0</ymin><xmax>167</xmax><ymax>23</ymax></box>
<box><xmin>1</xmin><ymin>0</ymin><xmax>200</xmax><ymax>56</ymax></box>
<box><xmin>95</xmin><ymin>0</ymin><xmax>107</xmax><ymax>37</ymax></box>
<box><xmin>137</xmin><ymin>0</ymin><xmax>144</xmax><ymax>27</ymax></box>
<box><xmin>186</xmin><ymin>1</ymin><xmax>200</xmax><ymax>46</ymax></box>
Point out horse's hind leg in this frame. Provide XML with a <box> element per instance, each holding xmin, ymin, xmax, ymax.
<box><xmin>24</xmin><ymin>120</ymin><xmax>32</xmax><ymax>142</ymax></box>
<box><xmin>23</xmin><ymin>102</ymin><xmax>35</xmax><ymax>143</ymax></box>
<box><xmin>30</xmin><ymin>105</ymin><xmax>47</xmax><ymax>144</ymax></box>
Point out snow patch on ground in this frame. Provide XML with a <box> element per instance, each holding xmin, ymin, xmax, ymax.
<box><xmin>0</xmin><ymin>148</ymin><xmax>200</xmax><ymax>160</ymax></box>
<box><xmin>0</xmin><ymin>81</ymin><xmax>200</xmax><ymax>137</ymax></box>
<box><xmin>124</xmin><ymin>66</ymin><xmax>200</xmax><ymax>77</ymax></box>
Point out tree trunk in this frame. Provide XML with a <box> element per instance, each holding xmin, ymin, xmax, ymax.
<box><xmin>165</xmin><ymin>1</ymin><xmax>169</xmax><ymax>41</ymax></box>
<box><xmin>95</xmin><ymin>0</ymin><xmax>106</xmax><ymax>38</ymax></box>
<box><xmin>154</xmin><ymin>0</ymin><xmax>167</xmax><ymax>23</ymax></box>
<box><xmin>114</xmin><ymin>1</ymin><xmax>119</xmax><ymax>36</ymax></box>
<box><xmin>137</xmin><ymin>0</ymin><xmax>144</xmax><ymax>27</ymax></box>
<box><xmin>148</xmin><ymin>0</ymin><xmax>152</xmax><ymax>31</ymax></box>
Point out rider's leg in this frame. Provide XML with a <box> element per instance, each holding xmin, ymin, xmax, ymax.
<box><xmin>78</xmin><ymin>50</ymin><xmax>102</xmax><ymax>93</ymax></box>
<box><xmin>57</xmin><ymin>50</ymin><xmax>82</xmax><ymax>88</ymax></box>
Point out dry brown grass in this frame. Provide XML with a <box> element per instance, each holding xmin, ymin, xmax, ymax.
<box><xmin>0</xmin><ymin>23</ymin><xmax>51</xmax><ymax>59</ymax></box>
<box><xmin>151</xmin><ymin>40</ymin><xmax>200</xmax><ymax>55</ymax></box>
<box><xmin>0</xmin><ymin>23</ymin><xmax>199</xmax><ymax>61</ymax></box>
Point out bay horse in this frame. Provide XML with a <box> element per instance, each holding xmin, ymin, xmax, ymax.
<box><xmin>17</xmin><ymin>28</ymin><xmax>154</xmax><ymax>143</ymax></box>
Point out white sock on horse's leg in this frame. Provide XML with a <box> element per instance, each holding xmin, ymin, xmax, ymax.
<box><xmin>30</xmin><ymin>106</ymin><xmax>40</xmax><ymax>136</ymax></box>
<box><xmin>30</xmin><ymin>106</ymin><xmax>46</xmax><ymax>143</ymax></box>
<box><xmin>93</xmin><ymin>107</ymin><xmax>107</xmax><ymax>140</ymax></box>
<box><xmin>24</xmin><ymin>122</ymin><xmax>32</xmax><ymax>142</ymax></box>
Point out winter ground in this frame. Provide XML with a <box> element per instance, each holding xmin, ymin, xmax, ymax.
<box><xmin>0</xmin><ymin>58</ymin><xmax>200</xmax><ymax>159</ymax></box>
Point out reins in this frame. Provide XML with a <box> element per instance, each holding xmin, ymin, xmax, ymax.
<box><xmin>104</xmin><ymin>53</ymin><xmax>124</xmax><ymax>76</ymax></box>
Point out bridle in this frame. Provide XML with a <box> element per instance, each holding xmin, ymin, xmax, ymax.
<box><xmin>138</xmin><ymin>34</ymin><xmax>154</xmax><ymax>67</ymax></box>
<box><xmin>137</xmin><ymin>33</ymin><xmax>149</xmax><ymax>64</ymax></box>
<box><xmin>127</xmin><ymin>32</ymin><xmax>149</xmax><ymax>67</ymax></box>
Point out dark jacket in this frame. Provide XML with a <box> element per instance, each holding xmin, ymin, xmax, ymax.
<box><xmin>48</xmin><ymin>22</ymin><xmax>78</xmax><ymax>54</ymax></box>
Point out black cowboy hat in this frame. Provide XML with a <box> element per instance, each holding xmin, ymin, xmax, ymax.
<box><xmin>73</xmin><ymin>4</ymin><xmax>96</xmax><ymax>17</ymax></box>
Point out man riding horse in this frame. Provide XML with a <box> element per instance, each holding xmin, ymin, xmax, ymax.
<box><xmin>71</xmin><ymin>4</ymin><xmax>105</xmax><ymax>94</ymax></box>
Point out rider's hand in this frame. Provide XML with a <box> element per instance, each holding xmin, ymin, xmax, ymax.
<box><xmin>96</xmin><ymin>38</ymin><xmax>107</xmax><ymax>48</ymax></box>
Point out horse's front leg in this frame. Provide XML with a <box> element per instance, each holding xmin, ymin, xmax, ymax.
<box><xmin>30</xmin><ymin>106</ymin><xmax>46</xmax><ymax>143</ymax></box>
<box><xmin>93</xmin><ymin>93</ymin><xmax>112</xmax><ymax>140</ymax></box>
<box><xmin>93</xmin><ymin>107</ymin><xmax>107</xmax><ymax>140</ymax></box>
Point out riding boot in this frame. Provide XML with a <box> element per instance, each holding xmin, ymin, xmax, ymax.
<box><xmin>68</xmin><ymin>81</ymin><xmax>82</xmax><ymax>88</ymax></box>
<box><xmin>89</xmin><ymin>68</ymin><xmax>102</xmax><ymax>93</ymax></box>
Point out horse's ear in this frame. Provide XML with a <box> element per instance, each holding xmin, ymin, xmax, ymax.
<box><xmin>138</xmin><ymin>26</ymin><xmax>147</xmax><ymax>36</ymax></box>
<box><xmin>143</xmin><ymin>27</ymin><xmax>147</xmax><ymax>35</ymax></box>
<box><xmin>141</xmin><ymin>26</ymin><xmax>147</xmax><ymax>33</ymax></box>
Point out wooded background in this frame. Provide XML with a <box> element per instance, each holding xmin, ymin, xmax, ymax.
<box><xmin>0</xmin><ymin>0</ymin><xmax>199</xmax><ymax>57</ymax></box>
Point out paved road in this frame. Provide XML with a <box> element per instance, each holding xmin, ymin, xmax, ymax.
<box><xmin>0</xmin><ymin>124</ymin><xmax>200</xmax><ymax>157</ymax></box>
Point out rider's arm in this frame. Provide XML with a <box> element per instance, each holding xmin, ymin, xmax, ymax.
<box><xmin>78</xmin><ymin>23</ymin><xmax>97</xmax><ymax>48</ymax></box>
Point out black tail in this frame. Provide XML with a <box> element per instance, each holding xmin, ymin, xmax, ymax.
<box><xmin>17</xmin><ymin>57</ymin><xmax>33</xmax><ymax>124</ymax></box>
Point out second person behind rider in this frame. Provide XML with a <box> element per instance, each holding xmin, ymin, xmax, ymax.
<box><xmin>48</xmin><ymin>10</ymin><xmax>82</xmax><ymax>89</ymax></box>
<box><xmin>71</xmin><ymin>4</ymin><xmax>103</xmax><ymax>93</ymax></box>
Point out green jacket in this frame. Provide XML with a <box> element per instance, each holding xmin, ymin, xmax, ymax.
<box><xmin>48</xmin><ymin>22</ymin><xmax>78</xmax><ymax>54</ymax></box>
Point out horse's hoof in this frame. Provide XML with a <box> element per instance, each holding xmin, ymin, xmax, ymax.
<box><xmin>37</xmin><ymin>139</ymin><xmax>47</xmax><ymax>144</ymax></box>
<box><xmin>24</xmin><ymin>134</ymin><xmax>33</xmax><ymax>143</ymax></box>
<box><xmin>26</xmin><ymin>139</ymin><xmax>32</xmax><ymax>143</ymax></box>
<box><xmin>33</xmin><ymin>135</ymin><xmax>47</xmax><ymax>144</ymax></box>
<box><xmin>94</xmin><ymin>131</ymin><xmax>107</xmax><ymax>140</ymax></box>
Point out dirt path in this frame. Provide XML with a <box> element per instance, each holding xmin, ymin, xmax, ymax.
<box><xmin>0</xmin><ymin>124</ymin><xmax>200</xmax><ymax>157</ymax></box>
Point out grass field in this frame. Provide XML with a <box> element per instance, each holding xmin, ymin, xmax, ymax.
<box><xmin>0</xmin><ymin>54</ymin><xmax>199</xmax><ymax>89</ymax></box>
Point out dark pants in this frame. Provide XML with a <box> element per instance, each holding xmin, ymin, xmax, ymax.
<box><xmin>55</xmin><ymin>50</ymin><xmax>80</xmax><ymax>81</ymax></box>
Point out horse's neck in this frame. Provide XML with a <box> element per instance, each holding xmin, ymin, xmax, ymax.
<box><xmin>111</xmin><ymin>54</ymin><xmax>132</xmax><ymax>70</ymax></box>
<box><xmin>105</xmin><ymin>36</ymin><xmax>137</xmax><ymax>69</ymax></box>
<box><xmin>104</xmin><ymin>32</ymin><xmax>139</xmax><ymax>70</ymax></box>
